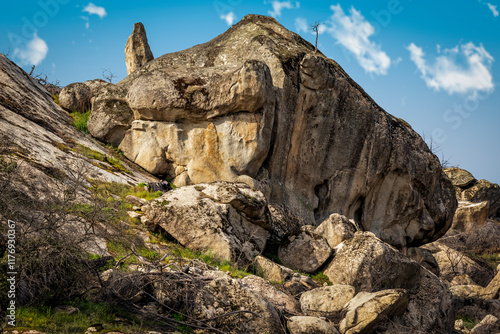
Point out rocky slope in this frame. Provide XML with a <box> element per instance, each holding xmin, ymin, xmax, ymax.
<box><xmin>89</xmin><ymin>14</ymin><xmax>456</xmax><ymax>249</ymax></box>
<box><xmin>7</xmin><ymin>14</ymin><xmax>500</xmax><ymax>334</ymax></box>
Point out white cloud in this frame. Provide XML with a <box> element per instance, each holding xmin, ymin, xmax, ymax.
<box><xmin>80</xmin><ymin>16</ymin><xmax>90</xmax><ymax>29</ymax></box>
<box><xmin>220</xmin><ymin>11</ymin><xmax>236</xmax><ymax>25</ymax></box>
<box><xmin>487</xmin><ymin>3</ymin><xmax>499</xmax><ymax>16</ymax></box>
<box><xmin>326</xmin><ymin>4</ymin><xmax>391</xmax><ymax>75</ymax></box>
<box><xmin>83</xmin><ymin>3</ymin><xmax>107</xmax><ymax>18</ymax></box>
<box><xmin>295</xmin><ymin>17</ymin><xmax>308</xmax><ymax>33</ymax></box>
<box><xmin>268</xmin><ymin>1</ymin><xmax>299</xmax><ymax>18</ymax></box>
<box><xmin>407</xmin><ymin>42</ymin><xmax>494</xmax><ymax>96</ymax></box>
<box><xmin>13</xmin><ymin>33</ymin><xmax>48</xmax><ymax>66</ymax></box>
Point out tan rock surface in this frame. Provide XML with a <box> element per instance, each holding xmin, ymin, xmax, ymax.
<box><xmin>125</xmin><ymin>22</ymin><xmax>154</xmax><ymax>75</ymax></box>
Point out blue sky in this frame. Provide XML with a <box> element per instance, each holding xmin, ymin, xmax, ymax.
<box><xmin>1</xmin><ymin>0</ymin><xmax>499</xmax><ymax>183</ymax></box>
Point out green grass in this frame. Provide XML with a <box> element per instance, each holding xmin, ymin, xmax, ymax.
<box><xmin>456</xmin><ymin>315</ymin><xmax>476</xmax><ymax>330</ymax></box>
<box><xmin>51</xmin><ymin>94</ymin><xmax>59</xmax><ymax>104</ymax></box>
<box><xmin>74</xmin><ymin>144</ymin><xmax>131</xmax><ymax>174</ymax></box>
<box><xmin>15</xmin><ymin>299</ymin><xmax>156</xmax><ymax>333</ymax></box>
<box><xmin>477</xmin><ymin>252</ymin><xmax>500</xmax><ymax>270</ymax></box>
<box><xmin>70</xmin><ymin>110</ymin><xmax>90</xmax><ymax>134</ymax></box>
<box><xmin>310</xmin><ymin>272</ymin><xmax>332</xmax><ymax>286</ymax></box>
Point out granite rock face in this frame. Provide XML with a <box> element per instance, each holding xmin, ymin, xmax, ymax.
<box><xmin>125</xmin><ymin>22</ymin><xmax>154</xmax><ymax>75</ymax></box>
<box><xmin>93</xmin><ymin>15</ymin><xmax>456</xmax><ymax>248</ymax></box>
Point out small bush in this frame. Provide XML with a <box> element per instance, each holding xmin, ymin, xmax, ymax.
<box><xmin>70</xmin><ymin>110</ymin><xmax>90</xmax><ymax>134</ymax></box>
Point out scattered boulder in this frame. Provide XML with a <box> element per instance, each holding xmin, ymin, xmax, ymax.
<box><xmin>59</xmin><ymin>82</ymin><xmax>92</xmax><ymax>112</ymax></box>
<box><xmin>339</xmin><ymin>289</ymin><xmax>409</xmax><ymax>334</ymax></box>
<box><xmin>432</xmin><ymin>243</ymin><xmax>494</xmax><ymax>286</ymax></box>
<box><xmin>240</xmin><ymin>275</ymin><xmax>301</xmax><ymax>314</ymax></box>
<box><xmin>193</xmin><ymin>277</ymin><xmax>284</xmax><ymax>333</ymax></box>
<box><xmin>449</xmin><ymin>285</ymin><xmax>484</xmax><ymax>299</ymax></box>
<box><xmin>300</xmin><ymin>284</ymin><xmax>355</xmax><ymax>320</ymax></box>
<box><xmin>445</xmin><ymin>167</ymin><xmax>476</xmax><ymax>188</ymax></box>
<box><xmin>287</xmin><ymin>316</ymin><xmax>339</xmax><ymax>334</ymax></box>
<box><xmin>278</xmin><ymin>226</ymin><xmax>332</xmax><ymax>273</ymax></box>
<box><xmin>452</xmin><ymin>201</ymin><xmax>489</xmax><ymax>232</ymax></box>
<box><xmin>125</xmin><ymin>22</ymin><xmax>154</xmax><ymax>75</ymax></box>
<box><xmin>253</xmin><ymin>255</ymin><xmax>294</xmax><ymax>282</ymax></box>
<box><xmin>315</xmin><ymin>213</ymin><xmax>357</xmax><ymax>248</ymax></box>
<box><xmin>125</xmin><ymin>195</ymin><xmax>147</xmax><ymax>206</ymax></box>
<box><xmin>323</xmin><ymin>232</ymin><xmax>454</xmax><ymax>333</ymax></box>
<box><xmin>324</xmin><ymin>232</ymin><xmax>421</xmax><ymax>292</ymax></box>
<box><xmin>141</xmin><ymin>182</ymin><xmax>269</xmax><ymax>266</ymax></box>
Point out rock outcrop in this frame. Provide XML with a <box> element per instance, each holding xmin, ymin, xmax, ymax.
<box><xmin>90</xmin><ymin>14</ymin><xmax>456</xmax><ymax>249</ymax></box>
<box><xmin>452</xmin><ymin>201</ymin><xmax>489</xmax><ymax>232</ymax></box>
<box><xmin>125</xmin><ymin>22</ymin><xmax>154</xmax><ymax>75</ymax></box>
<box><xmin>300</xmin><ymin>284</ymin><xmax>355</xmax><ymax>319</ymax></box>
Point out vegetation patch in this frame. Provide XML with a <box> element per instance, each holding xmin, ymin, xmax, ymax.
<box><xmin>70</xmin><ymin>110</ymin><xmax>90</xmax><ymax>134</ymax></box>
<box><xmin>15</xmin><ymin>300</ymin><xmax>156</xmax><ymax>333</ymax></box>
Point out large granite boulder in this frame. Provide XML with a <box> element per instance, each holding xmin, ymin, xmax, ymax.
<box><xmin>96</xmin><ymin>15</ymin><xmax>456</xmax><ymax>248</ymax></box>
<box><xmin>287</xmin><ymin>316</ymin><xmax>339</xmax><ymax>334</ymax></box>
<box><xmin>452</xmin><ymin>201</ymin><xmax>489</xmax><ymax>232</ymax></box>
<box><xmin>300</xmin><ymin>284</ymin><xmax>355</xmax><ymax>320</ymax></box>
<box><xmin>141</xmin><ymin>182</ymin><xmax>270</xmax><ymax>266</ymax></box>
<box><xmin>125</xmin><ymin>22</ymin><xmax>154</xmax><ymax>75</ymax></box>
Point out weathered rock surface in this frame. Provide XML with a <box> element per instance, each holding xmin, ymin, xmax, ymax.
<box><xmin>449</xmin><ymin>284</ymin><xmax>484</xmax><ymax>299</ymax></box>
<box><xmin>407</xmin><ymin>246</ymin><xmax>440</xmax><ymax>277</ymax></box>
<box><xmin>141</xmin><ymin>182</ymin><xmax>269</xmax><ymax>265</ymax></box>
<box><xmin>470</xmin><ymin>314</ymin><xmax>500</xmax><ymax>334</ymax></box>
<box><xmin>125</xmin><ymin>22</ymin><xmax>154</xmax><ymax>75</ymax></box>
<box><xmin>193</xmin><ymin>277</ymin><xmax>284</xmax><ymax>333</ymax></box>
<box><xmin>300</xmin><ymin>284</ymin><xmax>355</xmax><ymax>319</ymax></box>
<box><xmin>315</xmin><ymin>213</ymin><xmax>357</xmax><ymax>248</ymax></box>
<box><xmin>287</xmin><ymin>316</ymin><xmax>339</xmax><ymax>334</ymax></box>
<box><xmin>278</xmin><ymin>226</ymin><xmax>332</xmax><ymax>273</ymax></box>
<box><xmin>58</xmin><ymin>82</ymin><xmax>92</xmax><ymax>112</ymax></box>
<box><xmin>324</xmin><ymin>232</ymin><xmax>421</xmax><ymax>292</ymax></box>
<box><xmin>452</xmin><ymin>201</ymin><xmax>489</xmax><ymax>232</ymax></box>
<box><xmin>445</xmin><ymin>167</ymin><xmax>476</xmax><ymax>188</ymax></box>
<box><xmin>88</xmin><ymin>83</ymin><xmax>134</xmax><ymax>146</ymax></box>
<box><xmin>240</xmin><ymin>275</ymin><xmax>301</xmax><ymax>313</ymax></box>
<box><xmin>95</xmin><ymin>15</ymin><xmax>456</xmax><ymax>248</ymax></box>
<box><xmin>339</xmin><ymin>289</ymin><xmax>409</xmax><ymax>334</ymax></box>
<box><xmin>482</xmin><ymin>270</ymin><xmax>500</xmax><ymax>299</ymax></box>
<box><xmin>0</xmin><ymin>54</ymin><xmax>154</xmax><ymax>196</ymax></box>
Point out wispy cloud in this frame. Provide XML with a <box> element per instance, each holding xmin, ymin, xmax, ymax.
<box><xmin>326</xmin><ymin>4</ymin><xmax>391</xmax><ymax>75</ymax></box>
<box><xmin>83</xmin><ymin>3</ymin><xmax>107</xmax><ymax>18</ymax></box>
<box><xmin>220</xmin><ymin>11</ymin><xmax>236</xmax><ymax>25</ymax></box>
<box><xmin>487</xmin><ymin>3</ymin><xmax>499</xmax><ymax>16</ymax></box>
<box><xmin>13</xmin><ymin>33</ymin><xmax>48</xmax><ymax>66</ymax></box>
<box><xmin>407</xmin><ymin>42</ymin><xmax>494</xmax><ymax>96</ymax></box>
<box><xmin>267</xmin><ymin>1</ymin><xmax>299</xmax><ymax>18</ymax></box>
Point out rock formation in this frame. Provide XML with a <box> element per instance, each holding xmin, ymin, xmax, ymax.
<box><xmin>445</xmin><ymin>167</ymin><xmax>500</xmax><ymax>218</ymax></box>
<box><xmin>125</xmin><ymin>22</ymin><xmax>154</xmax><ymax>75</ymax></box>
<box><xmin>90</xmin><ymin>15</ymin><xmax>456</xmax><ymax>249</ymax></box>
